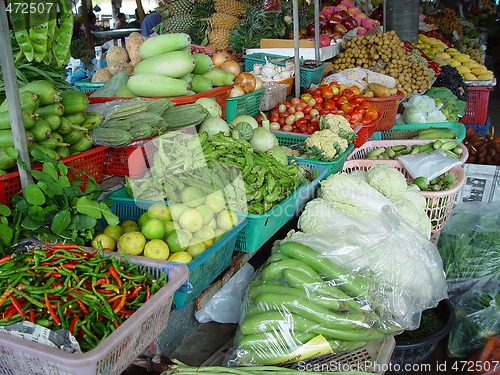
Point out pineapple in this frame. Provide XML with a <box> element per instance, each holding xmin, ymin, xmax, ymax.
<box><xmin>210</xmin><ymin>12</ymin><xmax>239</xmax><ymax>29</ymax></box>
<box><xmin>167</xmin><ymin>0</ymin><xmax>195</xmax><ymax>16</ymax></box>
<box><xmin>214</xmin><ymin>0</ymin><xmax>246</xmax><ymax>17</ymax></box>
<box><xmin>166</xmin><ymin>14</ymin><xmax>198</xmax><ymax>33</ymax></box>
<box><xmin>208</xmin><ymin>27</ymin><xmax>232</xmax><ymax>50</ymax></box>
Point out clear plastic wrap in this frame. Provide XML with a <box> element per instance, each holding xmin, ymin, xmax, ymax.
<box><xmin>228</xmin><ymin>240</ymin><xmax>402</xmax><ymax>366</ymax></box>
<box><xmin>398</xmin><ymin>149</ymin><xmax>463</xmax><ymax>181</ymax></box>
<box><xmin>438</xmin><ymin>202</ymin><xmax>500</xmax><ymax>292</ymax></box>
<box><xmin>447</xmin><ymin>281</ymin><xmax>500</xmax><ymax>359</ymax></box>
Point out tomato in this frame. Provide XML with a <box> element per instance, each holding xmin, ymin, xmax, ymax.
<box><xmin>319</xmin><ymin>109</ymin><xmax>330</xmax><ymax>117</ymax></box>
<box><xmin>360</xmin><ymin>101</ymin><xmax>372</xmax><ymax>109</ymax></box>
<box><xmin>307</xmin><ymin>126</ymin><xmax>316</xmax><ymax>134</ymax></box>
<box><xmin>323</xmin><ymin>99</ymin><xmax>336</xmax><ymax>111</ymax></box>
<box><xmin>295</xmin><ymin>103</ymin><xmax>305</xmax><ymax>112</ymax></box>
<box><xmin>321</xmin><ymin>85</ymin><xmax>334</xmax><ymax>100</ymax></box>
<box><xmin>277</xmin><ymin>117</ymin><xmax>285</xmax><ymax>126</ymax></box>
<box><xmin>299</xmin><ymin>124</ymin><xmax>309</xmax><ymax>133</ymax></box>
<box><xmin>306</xmin><ymin>98</ymin><xmax>316</xmax><ymax>107</ymax></box>
<box><xmin>255</xmin><ymin>114</ymin><xmax>264</xmax><ymax>124</ymax></box>
<box><xmin>329</xmin><ymin>82</ymin><xmax>341</xmax><ymax>95</ymax></box>
<box><xmin>313</xmin><ymin>103</ymin><xmax>323</xmax><ymax>111</ymax></box>
<box><xmin>328</xmin><ymin>108</ymin><xmax>338</xmax><ymax>114</ymax></box>
<box><xmin>279</xmin><ymin>111</ymin><xmax>289</xmax><ymax>118</ymax></box>
<box><xmin>351</xmin><ymin>95</ymin><xmax>365</xmax><ymax>105</ymax></box>
<box><xmin>303</xmin><ymin>105</ymin><xmax>312</xmax><ymax>115</ymax></box>
<box><xmin>362</xmin><ymin>115</ymin><xmax>374</xmax><ymax>125</ymax></box>
<box><xmin>269</xmin><ymin>113</ymin><xmax>279</xmax><ymax>122</ymax></box>
<box><xmin>350</xmin><ymin>111</ymin><xmax>363</xmax><ymax>123</ymax></box>
<box><xmin>365</xmin><ymin>108</ymin><xmax>379</xmax><ymax>120</ymax></box>
<box><xmin>350</xmin><ymin>86</ymin><xmax>361</xmax><ymax>96</ymax></box>
<box><xmin>290</xmin><ymin>97</ymin><xmax>301</xmax><ymax>106</ymax></box>
<box><xmin>340</xmin><ymin>103</ymin><xmax>354</xmax><ymax>115</ymax></box>
<box><xmin>336</xmin><ymin>96</ymin><xmax>349</xmax><ymax>107</ymax></box>
<box><xmin>342</xmin><ymin>88</ymin><xmax>355</xmax><ymax>101</ymax></box>
<box><xmin>313</xmin><ymin>88</ymin><xmax>323</xmax><ymax>97</ymax></box>
<box><xmin>331</xmin><ymin>94</ymin><xmax>340</xmax><ymax>102</ymax></box>
<box><xmin>304</xmin><ymin>114</ymin><xmax>312</xmax><ymax>121</ymax></box>
<box><xmin>313</xmin><ymin>95</ymin><xmax>324</xmax><ymax>105</ymax></box>
<box><xmin>270</xmin><ymin>109</ymin><xmax>279</xmax><ymax>118</ymax></box>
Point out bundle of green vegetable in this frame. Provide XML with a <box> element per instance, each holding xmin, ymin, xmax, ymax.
<box><xmin>0</xmin><ymin>245</ymin><xmax>165</xmax><ymax>352</ymax></box>
<box><xmin>230</xmin><ymin>241</ymin><xmax>401</xmax><ymax>365</ymax></box>
<box><xmin>424</xmin><ymin>87</ymin><xmax>466</xmax><ymax>123</ymax></box>
<box><xmin>365</xmin><ymin>140</ymin><xmax>464</xmax><ymax>160</ymax></box>
<box><xmin>126</xmin><ymin>131</ymin><xmax>306</xmax><ymax>214</ymax></box>
<box><xmin>0</xmin><ymin>80</ymin><xmax>101</xmax><ymax>173</ymax></box>
<box><xmin>92</xmin><ymin>99</ymin><xmax>210</xmax><ymax>147</ymax></box>
<box><xmin>0</xmin><ymin>150</ymin><xmax>118</xmax><ymax>254</ymax></box>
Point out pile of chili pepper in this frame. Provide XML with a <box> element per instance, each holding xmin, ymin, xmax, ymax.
<box><xmin>0</xmin><ymin>244</ymin><xmax>166</xmax><ymax>352</ymax></box>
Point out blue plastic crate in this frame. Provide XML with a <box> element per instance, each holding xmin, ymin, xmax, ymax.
<box><xmin>292</xmin><ymin>162</ymin><xmax>328</xmax><ymax>215</ymax></box>
<box><xmin>243</xmin><ymin>53</ymin><xmax>325</xmax><ymax>88</ymax></box>
<box><xmin>465</xmin><ymin>118</ymin><xmax>491</xmax><ymax>138</ymax></box>
<box><xmin>107</xmin><ymin>199</ymin><xmax>247</xmax><ymax>310</ymax></box>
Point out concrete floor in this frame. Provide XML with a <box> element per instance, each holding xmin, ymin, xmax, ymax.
<box><xmin>123</xmin><ymin>34</ymin><xmax>500</xmax><ymax>375</ymax></box>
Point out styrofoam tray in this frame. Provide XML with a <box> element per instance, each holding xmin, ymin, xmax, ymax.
<box><xmin>247</xmin><ymin>42</ymin><xmax>341</xmax><ymax>61</ymax></box>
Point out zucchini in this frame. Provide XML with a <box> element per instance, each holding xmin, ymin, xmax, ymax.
<box><xmin>0</xmin><ymin>111</ymin><xmax>38</xmax><ymax>130</ymax></box>
<box><xmin>192</xmin><ymin>53</ymin><xmax>213</xmax><ymax>75</ymax></box>
<box><xmin>133</xmin><ymin>51</ymin><xmax>196</xmax><ymax>79</ymax></box>
<box><xmin>30</xmin><ymin>118</ymin><xmax>52</xmax><ymax>141</ymax></box>
<box><xmin>59</xmin><ymin>90</ymin><xmax>89</xmax><ymax>115</ymax></box>
<box><xmin>20</xmin><ymin>80</ymin><xmax>61</xmax><ymax>105</ymax></box>
<box><xmin>0</xmin><ymin>91</ymin><xmax>40</xmax><ymax>113</ymax></box>
<box><xmin>127</xmin><ymin>74</ymin><xmax>191</xmax><ymax>97</ymax></box>
<box><xmin>191</xmin><ymin>74</ymin><xmax>213</xmax><ymax>93</ymax></box>
<box><xmin>36</xmin><ymin>103</ymin><xmax>65</xmax><ymax>117</ymax></box>
<box><xmin>139</xmin><ymin>33</ymin><xmax>191</xmax><ymax>59</ymax></box>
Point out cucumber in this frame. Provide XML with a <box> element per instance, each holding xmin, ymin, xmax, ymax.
<box><xmin>0</xmin><ymin>111</ymin><xmax>38</xmax><ymax>130</ymax></box>
<box><xmin>30</xmin><ymin>118</ymin><xmax>52</xmax><ymax>141</ymax></box>
<box><xmin>139</xmin><ymin>33</ymin><xmax>191</xmax><ymax>59</ymax></box>
<box><xmin>90</xmin><ymin>71</ymin><xmax>129</xmax><ymax>98</ymax></box>
<box><xmin>41</xmin><ymin>114</ymin><xmax>62</xmax><ymax>131</ymax></box>
<box><xmin>126</xmin><ymin>74</ymin><xmax>191</xmax><ymax>97</ymax></box>
<box><xmin>0</xmin><ymin>91</ymin><xmax>40</xmax><ymax>113</ymax></box>
<box><xmin>63</xmin><ymin>112</ymin><xmax>87</xmax><ymax>125</ymax></box>
<box><xmin>20</xmin><ymin>80</ymin><xmax>61</xmax><ymax>105</ymax></box>
<box><xmin>133</xmin><ymin>50</ymin><xmax>196</xmax><ymax>79</ymax></box>
<box><xmin>202</xmin><ymin>68</ymin><xmax>235</xmax><ymax>86</ymax></box>
<box><xmin>192</xmin><ymin>53</ymin><xmax>214</xmax><ymax>75</ymax></box>
<box><xmin>59</xmin><ymin>90</ymin><xmax>89</xmax><ymax>115</ymax></box>
<box><xmin>36</xmin><ymin>103</ymin><xmax>65</xmax><ymax>117</ymax></box>
<box><xmin>191</xmin><ymin>74</ymin><xmax>213</xmax><ymax>93</ymax></box>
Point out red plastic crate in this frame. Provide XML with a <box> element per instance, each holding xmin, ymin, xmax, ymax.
<box><xmin>460</xmin><ymin>86</ymin><xmax>494</xmax><ymax>125</ymax></box>
<box><xmin>0</xmin><ymin>146</ymin><xmax>108</xmax><ymax>206</ymax></box>
<box><xmin>353</xmin><ymin>116</ymin><xmax>382</xmax><ymax>148</ymax></box>
<box><xmin>364</xmin><ymin>91</ymin><xmax>404</xmax><ymax>131</ymax></box>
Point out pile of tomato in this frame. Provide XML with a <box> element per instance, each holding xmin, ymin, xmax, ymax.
<box><xmin>257</xmin><ymin>83</ymin><xmax>379</xmax><ymax>134</ymax></box>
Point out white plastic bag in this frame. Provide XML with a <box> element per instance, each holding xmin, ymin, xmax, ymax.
<box><xmin>398</xmin><ymin>149</ymin><xmax>463</xmax><ymax>180</ymax></box>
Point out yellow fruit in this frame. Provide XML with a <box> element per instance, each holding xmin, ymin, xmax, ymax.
<box><xmin>454</xmin><ymin>54</ymin><xmax>470</xmax><ymax>63</ymax></box>
<box><xmin>141</xmin><ymin>218</ymin><xmax>167</xmax><ymax>240</ymax></box>
<box><xmin>91</xmin><ymin>234</ymin><xmax>116</xmax><ymax>251</ymax></box>
<box><xmin>103</xmin><ymin>225</ymin><xmax>123</xmax><ymax>242</ymax></box>
<box><xmin>444</xmin><ymin>59</ymin><xmax>461</xmax><ymax>68</ymax></box>
<box><xmin>477</xmin><ymin>73</ymin><xmax>494</xmax><ymax>80</ymax></box>
<box><xmin>418</xmin><ymin>34</ymin><xmax>429</xmax><ymax>44</ymax></box>
<box><xmin>463</xmin><ymin>73</ymin><xmax>477</xmax><ymax>80</ymax></box>
<box><xmin>463</xmin><ymin>61</ymin><xmax>481</xmax><ymax>69</ymax></box>
<box><xmin>143</xmin><ymin>239</ymin><xmax>170</xmax><ymax>260</ymax></box>
<box><xmin>179</xmin><ymin>208</ymin><xmax>204</xmax><ymax>233</ymax></box>
<box><xmin>147</xmin><ymin>203</ymin><xmax>172</xmax><ymax>221</ymax></box>
<box><xmin>168</xmin><ymin>251</ymin><xmax>192</xmax><ymax>264</ymax></box>
<box><xmin>435</xmin><ymin>52</ymin><xmax>451</xmax><ymax>60</ymax></box>
<box><xmin>117</xmin><ymin>232</ymin><xmax>146</xmax><ymax>255</ymax></box>
<box><xmin>456</xmin><ymin>66</ymin><xmax>471</xmax><ymax>74</ymax></box>
<box><xmin>471</xmin><ymin>66</ymin><xmax>487</xmax><ymax>76</ymax></box>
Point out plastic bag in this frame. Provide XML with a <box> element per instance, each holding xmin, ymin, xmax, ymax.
<box><xmin>467</xmin><ymin>336</ymin><xmax>500</xmax><ymax>375</ymax></box>
<box><xmin>447</xmin><ymin>281</ymin><xmax>500</xmax><ymax>358</ymax></box>
<box><xmin>398</xmin><ymin>149</ymin><xmax>463</xmax><ymax>180</ymax></box>
<box><xmin>227</xmin><ymin>239</ymin><xmax>403</xmax><ymax>367</ymax></box>
<box><xmin>438</xmin><ymin>202</ymin><xmax>500</xmax><ymax>295</ymax></box>
<box><xmin>195</xmin><ymin>263</ymin><xmax>254</xmax><ymax>324</ymax></box>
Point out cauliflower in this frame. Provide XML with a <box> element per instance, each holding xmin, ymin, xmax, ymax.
<box><xmin>324</xmin><ymin>114</ymin><xmax>355</xmax><ymax>135</ymax></box>
<box><xmin>303</xmin><ymin>129</ymin><xmax>349</xmax><ymax>160</ymax></box>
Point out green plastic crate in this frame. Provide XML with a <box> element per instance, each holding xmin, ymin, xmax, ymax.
<box><xmin>243</xmin><ymin>53</ymin><xmax>326</xmax><ymax>89</ymax></box>
<box><xmin>74</xmin><ymin>79</ymin><xmax>104</xmax><ymax>93</ymax></box>
<box><xmin>225</xmin><ymin>88</ymin><xmax>264</xmax><ymax>123</ymax></box>
<box><xmin>106</xmin><ymin>195</ymin><xmax>247</xmax><ymax>310</ymax></box>
<box><xmin>274</xmin><ymin>132</ymin><xmax>355</xmax><ymax>177</ymax></box>
<box><xmin>370</xmin><ymin>122</ymin><xmax>466</xmax><ymax>142</ymax></box>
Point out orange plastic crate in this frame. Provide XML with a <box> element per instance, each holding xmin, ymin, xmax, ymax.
<box><xmin>460</xmin><ymin>86</ymin><xmax>494</xmax><ymax>125</ymax></box>
<box><xmin>0</xmin><ymin>146</ymin><xmax>108</xmax><ymax>206</ymax></box>
<box><xmin>364</xmin><ymin>91</ymin><xmax>404</xmax><ymax>131</ymax></box>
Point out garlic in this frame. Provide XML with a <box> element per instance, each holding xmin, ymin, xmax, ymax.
<box><xmin>261</xmin><ymin>57</ymin><xmax>276</xmax><ymax>77</ymax></box>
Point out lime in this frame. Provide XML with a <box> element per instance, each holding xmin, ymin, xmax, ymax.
<box><xmin>141</xmin><ymin>218</ymin><xmax>167</xmax><ymax>240</ymax></box>
<box><xmin>203</xmin><ymin>238</ymin><xmax>214</xmax><ymax>248</ymax></box>
<box><xmin>165</xmin><ymin>229</ymin><xmax>190</xmax><ymax>253</ymax></box>
<box><xmin>143</xmin><ymin>239</ymin><xmax>170</xmax><ymax>260</ymax></box>
<box><xmin>205</xmin><ymin>190</ymin><xmax>226</xmax><ymax>213</ymax></box>
<box><xmin>179</xmin><ymin>208</ymin><xmax>204</xmax><ymax>233</ymax></box>
<box><xmin>137</xmin><ymin>212</ymin><xmax>151</xmax><ymax>229</ymax></box>
<box><xmin>103</xmin><ymin>225</ymin><xmax>123</xmax><ymax>242</ymax></box>
<box><xmin>91</xmin><ymin>233</ymin><xmax>116</xmax><ymax>251</ymax></box>
<box><xmin>186</xmin><ymin>239</ymin><xmax>206</xmax><ymax>259</ymax></box>
<box><xmin>181</xmin><ymin>186</ymin><xmax>206</xmax><ymax>207</ymax></box>
<box><xmin>164</xmin><ymin>220</ymin><xmax>176</xmax><ymax>236</ymax></box>
<box><xmin>168</xmin><ymin>251</ymin><xmax>192</xmax><ymax>264</ymax></box>
<box><xmin>194</xmin><ymin>225</ymin><xmax>215</xmax><ymax>242</ymax></box>
<box><xmin>217</xmin><ymin>209</ymin><xmax>238</xmax><ymax>231</ymax></box>
<box><xmin>117</xmin><ymin>232</ymin><xmax>146</xmax><ymax>255</ymax></box>
<box><xmin>120</xmin><ymin>220</ymin><xmax>137</xmax><ymax>229</ymax></box>
<box><xmin>148</xmin><ymin>203</ymin><xmax>172</xmax><ymax>221</ymax></box>
<box><xmin>169</xmin><ymin>203</ymin><xmax>189</xmax><ymax>222</ymax></box>
<box><xmin>196</xmin><ymin>204</ymin><xmax>215</xmax><ymax>225</ymax></box>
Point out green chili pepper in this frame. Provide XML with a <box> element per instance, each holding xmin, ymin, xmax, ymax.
<box><xmin>53</xmin><ymin>0</ymin><xmax>73</xmax><ymax>67</ymax></box>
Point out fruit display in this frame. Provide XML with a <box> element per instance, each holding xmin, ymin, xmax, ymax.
<box><xmin>207</xmin><ymin>0</ymin><xmax>247</xmax><ymax>50</ymax></box>
<box><xmin>91</xmin><ymin>98</ymin><xmax>210</xmax><ymax>147</ymax></box>
<box><xmin>261</xmin><ymin>83</ymin><xmax>379</xmax><ymax>134</ymax></box>
<box><xmin>0</xmin><ymin>80</ymin><xmax>99</xmax><ymax>171</ymax></box>
<box><xmin>424</xmin><ymin>8</ymin><xmax>464</xmax><ymax>37</ymax></box>
<box><xmin>364</xmin><ymin>140</ymin><xmax>464</xmax><ymax>160</ymax></box>
<box><xmin>329</xmin><ymin>31</ymin><xmax>430</xmax><ymax>96</ymax></box>
<box><xmin>94</xmin><ymin>190</ymin><xmax>240</xmax><ymax>264</ymax></box>
<box><xmin>432</xmin><ymin>65</ymin><xmax>468</xmax><ymax>102</ymax></box>
<box><xmin>463</xmin><ymin>128</ymin><xmax>500</xmax><ymax>165</ymax></box>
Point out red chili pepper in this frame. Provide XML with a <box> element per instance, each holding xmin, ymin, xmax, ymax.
<box><xmin>96</xmin><ymin>289</ymin><xmax>114</xmax><ymax>294</ymax></box>
<box><xmin>62</xmin><ymin>263</ymin><xmax>75</xmax><ymax>270</ymax></box>
<box><xmin>126</xmin><ymin>286</ymin><xmax>142</xmax><ymax>300</ymax></box>
<box><xmin>29</xmin><ymin>307</ymin><xmax>35</xmax><ymax>323</ymax></box>
<box><xmin>44</xmin><ymin>294</ymin><xmax>60</xmax><ymax>325</ymax></box>
<box><xmin>69</xmin><ymin>316</ymin><xmax>79</xmax><ymax>335</ymax></box>
<box><xmin>0</xmin><ymin>255</ymin><xmax>13</xmax><ymax>265</ymax></box>
<box><xmin>51</xmin><ymin>244</ymin><xmax>83</xmax><ymax>250</ymax></box>
<box><xmin>95</xmin><ymin>278</ymin><xmax>108</xmax><ymax>286</ymax></box>
<box><xmin>113</xmin><ymin>292</ymin><xmax>127</xmax><ymax>313</ymax></box>
<box><xmin>113</xmin><ymin>321</ymin><xmax>120</xmax><ymax>329</ymax></box>
<box><xmin>8</xmin><ymin>295</ymin><xmax>26</xmax><ymax>318</ymax></box>
<box><xmin>3</xmin><ymin>304</ymin><xmax>17</xmax><ymax>322</ymax></box>
<box><xmin>0</xmin><ymin>288</ymin><xmax>13</xmax><ymax>307</ymax></box>
<box><xmin>39</xmin><ymin>262</ymin><xmax>54</xmax><ymax>267</ymax></box>
<box><xmin>108</xmin><ymin>266</ymin><xmax>122</xmax><ymax>287</ymax></box>
<box><xmin>111</xmin><ymin>298</ymin><xmax>120</xmax><ymax>311</ymax></box>
<box><xmin>76</xmin><ymin>300</ymin><xmax>89</xmax><ymax>315</ymax></box>
<box><xmin>119</xmin><ymin>310</ymin><xmax>134</xmax><ymax>315</ymax></box>
<box><xmin>146</xmin><ymin>285</ymin><xmax>150</xmax><ymax>301</ymax></box>
<box><xmin>44</xmin><ymin>271</ymin><xmax>62</xmax><ymax>278</ymax></box>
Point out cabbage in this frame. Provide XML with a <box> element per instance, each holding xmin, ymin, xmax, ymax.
<box><xmin>399</xmin><ymin>189</ymin><xmax>427</xmax><ymax>212</ymax></box>
<box><xmin>367</xmin><ymin>165</ymin><xmax>408</xmax><ymax>198</ymax></box>
<box><xmin>425</xmin><ymin>109</ymin><xmax>447</xmax><ymax>123</ymax></box>
<box><xmin>349</xmin><ymin>169</ymin><xmax>369</xmax><ymax>182</ymax></box>
<box><xmin>402</xmin><ymin>106</ymin><xmax>426</xmax><ymax>124</ymax></box>
<box><xmin>195</xmin><ymin>97</ymin><xmax>222</xmax><ymax>118</ymax></box>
